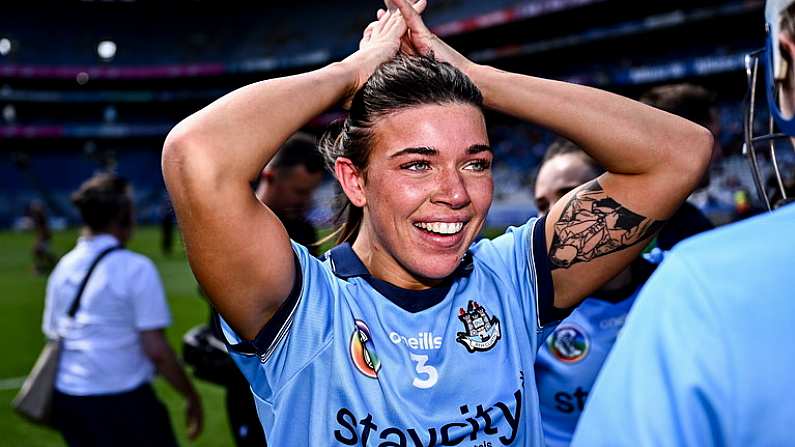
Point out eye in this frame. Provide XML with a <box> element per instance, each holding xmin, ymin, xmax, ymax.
<box><xmin>463</xmin><ymin>159</ymin><xmax>491</xmax><ymax>172</ymax></box>
<box><xmin>401</xmin><ymin>160</ymin><xmax>431</xmax><ymax>171</ymax></box>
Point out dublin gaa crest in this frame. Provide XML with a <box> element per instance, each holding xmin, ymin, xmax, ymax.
<box><xmin>456</xmin><ymin>300</ymin><xmax>501</xmax><ymax>353</ymax></box>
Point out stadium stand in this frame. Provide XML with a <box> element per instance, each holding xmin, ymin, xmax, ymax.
<box><xmin>0</xmin><ymin>0</ymin><xmax>774</xmax><ymax>229</ymax></box>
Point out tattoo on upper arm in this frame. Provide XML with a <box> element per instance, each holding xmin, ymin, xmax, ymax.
<box><xmin>549</xmin><ymin>180</ymin><xmax>665</xmax><ymax>270</ymax></box>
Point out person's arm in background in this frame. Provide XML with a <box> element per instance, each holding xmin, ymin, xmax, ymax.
<box><xmin>141</xmin><ymin>329</ymin><xmax>203</xmax><ymax>441</ymax></box>
<box><xmin>132</xmin><ymin>258</ymin><xmax>203</xmax><ymax>440</ymax></box>
<box><xmin>41</xmin><ymin>271</ymin><xmax>58</xmax><ymax>340</ymax></box>
<box><xmin>392</xmin><ymin>0</ymin><xmax>712</xmax><ymax>311</ymax></box>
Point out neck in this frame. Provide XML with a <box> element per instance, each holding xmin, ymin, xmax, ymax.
<box><xmin>351</xmin><ymin>221</ymin><xmax>442</xmax><ymax>290</ymax></box>
<box><xmin>82</xmin><ymin>226</ymin><xmax>126</xmax><ymax>245</ymax></box>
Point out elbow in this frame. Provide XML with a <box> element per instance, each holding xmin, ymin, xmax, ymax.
<box><xmin>670</xmin><ymin>123</ymin><xmax>714</xmax><ymax>190</ymax></box>
<box><xmin>162</xmin><ymin>122</ymin><xmax>195</xmax><ymax>184</ymax></box>
<box><xmin>692</xmin><ymin>124</ymin><xmax>714</xmax><ymax>175</ymax></box>
<box><xmin>142</xmin><ymin>340</ymin><xmax>171</xmax><ymax>367</ymax></box>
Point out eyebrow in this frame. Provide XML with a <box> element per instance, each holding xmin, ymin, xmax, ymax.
<box><xmin>467</xmin><ymin>144</ymin><xmax>493</xmax><ymax>155</ymax></box>
<box><xmin>388</xmin><ymin>144</ymin><xmax>493</xmax><ymax>159</ymax></box>
<box><xmin>389</xmin><ymin>146</ymin><xmax>437</xmax><ymax>159</ymax></box>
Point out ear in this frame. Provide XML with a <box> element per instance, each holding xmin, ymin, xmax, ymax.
<box><xmin>779</xmin><ymin>31</ymin><xmax>795</xmax><ymax>80</ymax></box>
<box><xmin>334</xmin><ymin>157</ymin><xmax>367</xmax><ymax>207</ymax></box>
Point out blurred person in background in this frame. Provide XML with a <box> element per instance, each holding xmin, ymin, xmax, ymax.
<box><xmin>571</xmin><ymin>0</ymin><xmax>795</xmax><ymax>444</ymax></box>
<box><xmin>253</xmin><ymin>132</ymin><xmax>325</xmax><ymax>254</ymax></box>
<box><xmin>532</xmin><ymin>139</ymin><xmax>711</xmax><ymax>447</ymax></box>
<box><xmin>43</xmin><ymin>173</ymin><xmax>203</xmax><ymax>447</ymax></box>
<box><xmin>160</xmin><ymin>193</ymin><xmax>175</xmax><ymax>256</ymax></box>
<box><xmin>640</xmin><ymin>84</ymin><xmax>720</xmax><ymax>238</ymax></box>
<box><xmin>27</xmin><ymin>199</ymin><xmax>56</xmax><ymax>275</ymax></box>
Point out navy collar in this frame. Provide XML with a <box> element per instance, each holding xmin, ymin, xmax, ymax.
<box><xmin>326</xmin><ymin>242</ymin><xmax>474</xmax><ymax>280</ymax></box>
<box><xmin>325</xmin><ymin>242</ymin><xmax>473</xmax><ymax>313</ymax></box>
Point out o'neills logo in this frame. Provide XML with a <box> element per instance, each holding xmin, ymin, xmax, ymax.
<box><xmin>456</xmin><ymin>300</ymin><xmax>501</xmax><ymax>353</ymax></box>
<box><xmin>334</xmin><ymin>389</ymin><xmax>522</xmax><ymax>446</ymax></box>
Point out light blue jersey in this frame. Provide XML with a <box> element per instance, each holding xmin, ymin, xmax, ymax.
<box><xmin>535</xmin><ymin>290</ymin><xmax>639</xmax><ymax>447</ymax></box>
<box><xmin>571</xmin><ymin>203</ymin><xmax>795</xmax><ymax>447</ymax></box>
<box><xmin>221</xmin><ymin>218</ymin><xmax>567</xmax><ymax>446</ymax></box>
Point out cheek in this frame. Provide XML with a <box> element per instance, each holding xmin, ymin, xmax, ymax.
<box><xmin>468</xmin><ymin>177</ymin><xmax>494</xmax><ymax>211</ymax></box>
<box><xmin>366</xmin><ymin>174</ymin><xmax>432</xmax><ymax>214</ymax></box>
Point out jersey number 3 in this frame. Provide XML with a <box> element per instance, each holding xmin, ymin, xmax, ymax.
<box><xmin>410</xmin><ymin>353</ymin><xmax>438</xmax><ymax>389</ymax></box>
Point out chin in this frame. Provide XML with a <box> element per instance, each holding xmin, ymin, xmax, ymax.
<box><xmin>409</xmin><ymin>252</ymin><xmax>464</xmax><ymax>280</ymax></box>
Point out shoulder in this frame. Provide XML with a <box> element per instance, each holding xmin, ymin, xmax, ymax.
<box><xmin>635</xmin><ymin>207</ymin><xmax>795</xmax><ymax>327</ymax></box>
<box><xmin>670</xmin><ymin>205</ymin><xmax>793</xmax><ymax>279</ymax></box>
<box><xmin>470</xmin><ymin>217</ymin><xmax>540</xmax><ymax>263</ymax></box>
<box><xmin>114</xmin><ymin>249</ymin><xmax>156</xmax><ymax>271</ymax></box>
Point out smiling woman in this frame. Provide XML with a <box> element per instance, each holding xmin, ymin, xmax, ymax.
<box><xmin>161</xmin><ymin>0</ymin><xmax>712</xmax><ymax>445</ymax></box>
<box><xmin>319</xmin><ymin>57</ymin><xmax>491</xmax><ymax>288</ymax></box>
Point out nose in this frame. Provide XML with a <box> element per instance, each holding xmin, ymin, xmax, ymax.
<box><xmin>430</xmin><ymin>168</ymin><xmax>470</xmax><ymax>209</ymax></box>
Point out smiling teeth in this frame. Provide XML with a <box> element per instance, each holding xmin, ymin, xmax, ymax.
<box><xmin>415</xmin><ymin>222</ymin><xmax>464</xmax><ymax>235</ymax></box>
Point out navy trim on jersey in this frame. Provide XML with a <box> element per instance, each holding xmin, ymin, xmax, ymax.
<box><xmin>225</xmin><ymin>254</ymin><xmax>304</xmax><ymax>357</ymax></box>
<box><xmin>327</xmin><ymin>242</ymin><xmax>474</xmax><ymax>313</ymax></box>
<box><xmin>532</xmin><ymin>216</ymin><xmax>570</xmax><ymax>327</ymax></box>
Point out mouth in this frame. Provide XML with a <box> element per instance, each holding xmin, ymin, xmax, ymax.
<box><xmin>413</xmin><ymin>221</ymin><xmax>466</xmax><ymax>236</ymax></box>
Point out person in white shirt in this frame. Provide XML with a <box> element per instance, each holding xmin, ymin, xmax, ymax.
<box><xmin>43</xmin><ymin>173</ymin><xmax>203</xmax><ymax>447</ymax></box>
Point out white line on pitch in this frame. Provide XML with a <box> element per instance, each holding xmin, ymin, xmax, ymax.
<box><xmin>0</xmin><ymin>377</ymin><xmax>25</xmax><ymax>390</ymax></box>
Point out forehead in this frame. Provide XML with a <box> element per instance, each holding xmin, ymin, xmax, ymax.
<box><xmin>371</xmin><ymin>103</ymin><xmax>488</xmax><ymax>157</ymax></box>
<box><xmin>535</xmin><ymin>153</ymin><xmax>597</xmax><ymax>197</ymax></box>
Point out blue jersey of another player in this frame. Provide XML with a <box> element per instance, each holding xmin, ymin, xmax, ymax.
<box><xmin>220</xmin><ymin>217</ymin><xmax>568</xmax><ymax>446</ymax></box>
<box><xmin>534</xmin><ymin>289</ymin><xmax>639</xmax><ymax>447</ymax></box>
<box><xmin>571</xmin><ymin>203</ymin><xmax>795</xmax><ymax>446</ymax></box>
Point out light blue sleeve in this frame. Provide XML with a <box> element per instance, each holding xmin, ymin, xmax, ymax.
<box><xmin>570</xmin><ymin>251</ymin><xmax>732</xmax><ymax>446</ymax></box>
<box><xmin>220</xmin><ymin>241</ymin><xmax>339</xmax><ymax>401</ymax></box>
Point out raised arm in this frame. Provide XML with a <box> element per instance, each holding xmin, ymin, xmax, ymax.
<box><xmin>162</xmin><ymin>6</ymin><xmax>420</xmax><ymax>339</ymax></box>
<box><xmin>393</xmin><ymin>0</ymin><xmax>712</xmax><ymax>309</ymax></box>
<box><xmin>474</xmin><ymin>69</ymin><xmax>712</xmax><ymax>308</ymax></box>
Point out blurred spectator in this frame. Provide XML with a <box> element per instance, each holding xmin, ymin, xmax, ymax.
<box><xmin>640</xmin><ymin>84</ymin><xmax>724</xmax><ymax>213</ymax></box>
<box><xmin>253</xmin><ymin>132</ymin><xmax>325</xmax><ymax>251</ymax></box>
<box><xmin>160</xmin><ymin>194</ymin><xmax>175</xmax><ymax>256</ymax></box>
<box><xmin>27</xmin><ymin>199</ymin><xmax>56</xmax><ymax>275</ymax></box>
<box><xmin>43</xmin><ymin>173</ymin><xmax>202</xmax><ymax>447</ymax></box>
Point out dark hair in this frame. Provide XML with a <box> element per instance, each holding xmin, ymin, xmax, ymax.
<box><xmin>319</xmin><ymin>54</ymin><xmax>483</xmax><ymax>244</ymax></box>
<box><xmin>71</xmin><ymin>172</ymin><xmax>132</xmax><ymax>232</ymax></box>
<box><xmin>537</xmin><ymin>138</ymin><xmax>603</xmax><ymax>180</ymax></box>
<box><xmin>640</xmin><ymin>84</ymin><xmax>716</xmax><ymax>128</ymax></box>
<box><xmin>269</xmin><ymin>132</ymin><xmax>325</xmax><ymax>174</ymax></box>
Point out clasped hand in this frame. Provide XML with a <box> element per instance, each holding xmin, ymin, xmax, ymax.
<box><xmin>343</xmin><ymin>0</ymin><xmax>474</xmax><ymax>103</ymax></box>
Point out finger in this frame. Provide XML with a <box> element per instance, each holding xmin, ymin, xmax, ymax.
<box><xmin>371</xmin><ymin>8</ymin><xmax>392</xmax><ymax>35</ymax></box>
<box><xmin>381</xmin><ymin>8</ymin><xmax>408</xmax><ymax>39</ymax></box>
<box><xmin>377</xmin><ymin>8</ymin><xmax>385</xmax><ymax>20</ymax></box>
<box><xmin>361</xmin><ymin>20</ymin><xmax>379</xmax><ymax>41</ymax></box>
<box><xmin>413</xmin><ymin>0</ymin><xmax>427</xmax><ymax>14</ymax></box>
<box><xmin>187</xmin><ymin>419</ymin><xmax>199</xmax><ymax>439</ymax></box>
<box><xmin>393</xmin><ymin>0</ymin><xmax>429</xmax><ymax>33</ymax></box>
